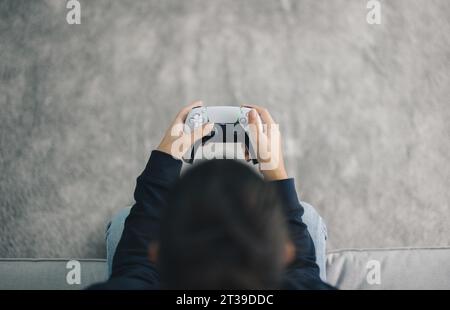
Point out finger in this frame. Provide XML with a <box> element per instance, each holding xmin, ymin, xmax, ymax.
<box><xmin>175</xmin><ymin>100</ymin><xmax>204</xmax><ymax>122</ymax></box>
<box><xmin>243</xmin><ymin>104</ymin><xmax>275</xmax><ymax>125</ymax></box>
<box><xmin>190</xmin><ymin>122</ymin><xmax>214</xmax><ymax>143</ymax></box>
<box><xmin>244</xmin><ymin>148</ymin><xmax>250</xmax><ymax>162</ymax></box>
<box><xmin>247</xmin><ymin>109</ymin><xmax>261</xmax><ymax>152</ymax></box>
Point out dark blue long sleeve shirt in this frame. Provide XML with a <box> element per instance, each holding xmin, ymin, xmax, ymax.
<box><xmin>89</xmin><ymin>150</ymin><xmax>334</xmax><ymax>290</ymax></box>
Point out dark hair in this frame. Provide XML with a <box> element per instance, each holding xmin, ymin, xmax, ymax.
<box><xmin>159</xmin><ymin>159</ymin><xmax>288</xmax><ymax>289</ymax></box>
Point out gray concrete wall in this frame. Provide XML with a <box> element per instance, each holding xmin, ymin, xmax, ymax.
<box><xmin>0</xmin><ymin>0</ymin><xmax>449</xmax><ymax>258</ymax></box>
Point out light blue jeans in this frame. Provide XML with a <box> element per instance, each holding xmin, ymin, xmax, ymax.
<box><xmin>106</xmin><ymin>202</ymin><xmax>328</xmax><ymax>281</ymax></box>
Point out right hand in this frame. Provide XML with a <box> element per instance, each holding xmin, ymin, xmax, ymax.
<box><xmin>244</xmin><ymin>105</ymin><xmax>288</xmax><ymax>181</ymax></box>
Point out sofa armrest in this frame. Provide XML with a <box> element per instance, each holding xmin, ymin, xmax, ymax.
<box><xmin>326</xmin><ymin>247</ymin><xmax>450</xmax><ymax>289</ymax></box>
<box><xmin>0</xmin><ymin>259</ymin><xmax>107</xmax><ymax>290</ymax></box>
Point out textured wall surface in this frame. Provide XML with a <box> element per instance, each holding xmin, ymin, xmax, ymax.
<box><xmin>0</xmin><ymin>0</ymin><xmax>449</xmax><ymax>258</ymax></box>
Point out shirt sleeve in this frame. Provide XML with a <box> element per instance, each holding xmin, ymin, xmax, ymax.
<box><xmin>90</xmin><ymin>150</ymin><xmax>182</xmax><ymax>290</ymax></box>
<box><xmin>271</xmin><ymin>178</ymin><xmax>333</xmax><ymax>289</ymax></box>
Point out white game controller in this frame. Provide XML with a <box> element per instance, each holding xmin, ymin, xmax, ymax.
<box><xmin>184</xmin><ymin>106</ymin><xmax>258</xmax><ymax>163</ymax></box>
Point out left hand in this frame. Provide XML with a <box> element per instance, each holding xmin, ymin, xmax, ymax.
<box><xmin>157</xmin><ymin>101</ymin><xmax>214</xmax><ymax>159</ymax></box>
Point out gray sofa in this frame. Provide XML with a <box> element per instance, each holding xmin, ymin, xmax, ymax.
<box><xmin>1</xmin><ymin>247</ymin><xmax>449</xmax><ymax>289</ymax></box>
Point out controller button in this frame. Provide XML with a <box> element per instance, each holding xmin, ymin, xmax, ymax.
<box><xmin>239</xmin><ymin>117</ymin><xmax>248</xmax><ymax>125</ymax></box>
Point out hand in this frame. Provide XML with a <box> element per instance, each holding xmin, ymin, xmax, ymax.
<box><xmin>157</xmin><ymin>101</ymin><xmax>214</xmax><ymax>160</ymax></box>
<box><xmin>244</xmin><ymin>104</ymin><xmax>288</xmax><ymax>181</ymax></box>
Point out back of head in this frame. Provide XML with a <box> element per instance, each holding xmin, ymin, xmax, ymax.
<box><xmin>159</xmin><ymin>159</ymin><xmax>287</xmax><ymax>289</ymax></box>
